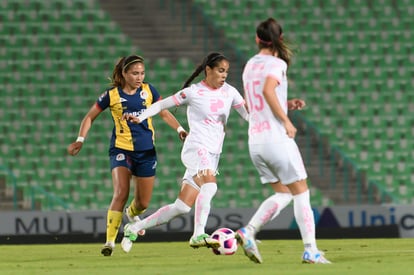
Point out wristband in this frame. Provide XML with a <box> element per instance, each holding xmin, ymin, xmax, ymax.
<box><xmin>76</xmin><ymin>136</ymin><xmax>85</xmax><ymax>143</ymax></box>
<box><xmin>176</xmin><ymin>126</ymin><xmax>185</xmax><ymax>133</ymax></box>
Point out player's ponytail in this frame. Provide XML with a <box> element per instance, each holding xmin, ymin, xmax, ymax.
<box><xmin>181</xmin><ymin>52</ymin><xmax>227</xmax><ymax>89</ymax></box>
<box><xmin>256</xmin><ymin>18</ymin><xmax>293</xmax><ymax>66</ymax></box>
<box><xmin>111</xmin><ymin>57</ymin><xmax>126</xmax><ymax>87</ymax></box>
<box><xmin>181</xmin><ymin>64</ymin><xmax>204</xmax><ymax>89</ymax></box>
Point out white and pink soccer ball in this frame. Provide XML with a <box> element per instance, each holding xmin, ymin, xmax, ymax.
<box><xmin>211</xmin><ymin>228</ymin><xmax>238</xmax><ymax>255</ymax></box>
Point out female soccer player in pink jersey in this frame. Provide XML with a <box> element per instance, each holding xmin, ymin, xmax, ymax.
<box><xmin>121</xmin><ymin>52</ymin><xmax>248</xmax><ymax>252</ymax></box>
<box><xmin>235</xmin><ymin>18</ymin><xmax>331</xmax><ymax>264</ymax></box>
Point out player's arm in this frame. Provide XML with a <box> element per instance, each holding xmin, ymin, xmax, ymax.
<box><xmin>67</xmin><ymin>103</ymin><xmax>102</xmax><ymax>156</ymax></box>
<box><xmin>124</xmin><ymin>96</ymin><xmax>176</xmax><ymax>123</ymax></box>
<box><xmin>263</xmin><ymin>76</ymin><xmax>296</xmax><ymax>138</ymax></box>
<box><xmin>233</xmin><ymin>102</ymin><xmax>249</xmax><ymax>121</ymax></box>
<box><xmin>159</xmin><ymin>109</ymin><xmax>188</xmax><ymax>142</ymax></box>
<box><xmin>123</xmin><ymin>96</ymin><xmax>187</xmax><ymax>141</ymax></box>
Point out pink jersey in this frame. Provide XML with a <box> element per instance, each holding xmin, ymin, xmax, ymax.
<box><xmin>243</xmin><ymin>54</ymin><xmax>289</xmax><ymax>144</ymax></box>
<box><xmin>172</xmin><ymin>81</ymin><xmax>245</xmax><ymax>154</ymax></box>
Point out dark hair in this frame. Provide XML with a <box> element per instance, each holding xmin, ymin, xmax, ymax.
<box><xmin>181</xmin><ymin>52</ymin><xmax>228</xmax><ymax>89</ymax></box>
<box><xmin>111</xmin><ymin>55</ymin><xmax>144</xmax><ymax>87</ymax></box>
<box><xmin>256</xmin><ymin>18</ymin><xmax>293</xmax><ymax>66</ymax></box>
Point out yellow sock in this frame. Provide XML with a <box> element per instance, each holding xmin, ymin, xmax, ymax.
<box><xmin>106</xmin><ymin>210</ymin><xmax>123</xmax><ymax>244</ymax></box>
<box><xmin>127</xmin><ymin>200</ymin><xmax>146</xmax><ymax>216</ymax></box>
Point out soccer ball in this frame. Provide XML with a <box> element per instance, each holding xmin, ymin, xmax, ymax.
<box><xmin>211</xmin><ymin>228</ymin><xmax>238</xmax><ymax>255</ymax></box>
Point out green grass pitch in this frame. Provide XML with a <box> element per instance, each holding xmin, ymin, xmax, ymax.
<box><xmin>1</xmin><ymin>239</ymin><xmax>413</xmax><ymax>275</ymax></box>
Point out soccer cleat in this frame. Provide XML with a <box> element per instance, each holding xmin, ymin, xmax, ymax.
<box><xmin>121</xmin><ymin>223</ymin><xmax>138</xmax><ymax>253</ymax></box>
<box><xmin>302</xmin><ymin>250</ymin><xmax>331</xmax><ymax>264</ymax></box>
<box><xmin>235</xmin><ymin>227</ymin><xmax>263</xmax><ymax>264</ymax></box>
<box><xmin>125</xmin><ymin>207</ymin><xmax>146</xmax><ymax>236</ymax></box>
<box><xmin>101</xmin><ymin>242</ymin><xmax>115</xmax><ymax>256</ymax></box>
<box><xmin>121</xmin><ymin>237</ymin><xmax>133</xmax><ymax>253</ymax></box>
<box><xmin>189</xmin><ymin>233</ymin><xmax>220</xmax><ymax>249</ymax></box>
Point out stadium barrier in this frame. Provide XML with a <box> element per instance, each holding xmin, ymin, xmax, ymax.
<box><xmin>1</xmin><ymin>204</ymin><xmax>412</xmax><ymax>244</ymax></box>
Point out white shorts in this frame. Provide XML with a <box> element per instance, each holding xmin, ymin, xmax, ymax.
<box><xmin>181</xmin><ymin>141</ymin><xmax>220</xmax><ymax>178</ymax></box>
<box><xmin>249</xmin><ymin>139</ymin><xmax>307</xmax><ymax>185</ymax></box>
<box><xmin>181</xmin><ymin>170</ymin><xmax>200</xmax><ymax>192</ymax></box>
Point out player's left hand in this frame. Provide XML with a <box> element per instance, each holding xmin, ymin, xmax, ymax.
<box><xmin>283</xmin><ymin>120</ymin><xmax>297</xmax><ymax>139</ymax></box>
<box><xmin>178</xmin><ymin>130</ymin><xmax>188</xmax><ymax>142</ymax></box>
<box><xmin>288</xmin><ymin>99</ymin><xmax>306</xmax><ymax>110</ymax></box>
<box><xmin>122</xmin><ymin>113</ymin><xmax>141</xmax><ymax>124</ymax></box>
<box><xmin>67</xmin><ymin>142</ymin><xmax>83</xmax><ymax>156</ymax></box>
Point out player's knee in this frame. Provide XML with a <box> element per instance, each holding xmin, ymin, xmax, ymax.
<box><xmin>112</xmin><ymin>191</ymin><xmax>129</xmax><ymax>205</ymax></box>
<box><xmin>174</xmin><ymin>198</ymin><xmax>192</xmax><ymax>214</ymax></box>
<box><xmin>269</xmin><ymin>192</ymin><xmax>292</xmax><ymax>202</ymax></box>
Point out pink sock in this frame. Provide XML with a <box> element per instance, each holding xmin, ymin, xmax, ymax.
<box><xmin>193</xmin><ymin>182</ymin><xmax>217</xmax><ymax>236</ymax></box>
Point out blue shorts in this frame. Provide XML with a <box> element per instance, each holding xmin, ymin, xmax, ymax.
<box><xmin>109</xmin><ymin>148</ymin><xmax>157</xmax><ymax>177</ymax></box>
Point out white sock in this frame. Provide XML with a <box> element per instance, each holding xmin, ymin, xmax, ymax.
<box><xmin>248</xmin><ymin>192</ymin><xmax>293</xmax><ymax>234</ymax></box>
<box><xmin>193</xmin><ymin>182</ymin><xmax>217</xmax><ymax>237</ymax></box>
<box><xmin>131</xmin><ymin>199</ymin><xmax>191</xmax><ymax>233</ymax></box>
<box><xmin>293</xmin><ymin>190</ymin><xmax>317</xmax><ymax>251</ymax></box>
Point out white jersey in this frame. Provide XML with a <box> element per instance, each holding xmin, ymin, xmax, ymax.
<box><xmin>172</xmin><ymin>81</ymin><xmax>245</xmax><ymax>154</ymax></box>
<box><xmin>243</xmin><ymin>54</ymin><xmax>289</xmax><ymax>144</ymax></box>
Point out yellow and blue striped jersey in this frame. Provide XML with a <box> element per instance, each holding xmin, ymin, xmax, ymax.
<box><xmin>96</xmin><ymin>83</ymin><xmax>161</xmax><ymax>152</ymax></box>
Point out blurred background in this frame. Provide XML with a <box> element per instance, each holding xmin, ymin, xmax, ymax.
<box><xmin>0</xmin><ymin>0</ymin><xmax>413</xmax><ymax>213</ymax></box>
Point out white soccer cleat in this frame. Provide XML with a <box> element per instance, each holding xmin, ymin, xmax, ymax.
<box><xmin>121</xmin><ymin>223</ymin><xmax>138</xmax><ymax>253</ymax></box>
<box><xmin>121</xmin><ymin>237</ymin><xmax>133</xmax><ymax>253</ymax></box>
<box><xmin>302</xmin><ymin>250</ymin><xmax>331</xmax><ymax>264</ymax></box>
<box><xmin>125</xmin><ymin>207</ymin><xmax>146</xmax><ymax>236</ymax></box>
<box><xmin>235</xmin><ymin>227</ymin><xmax>263</xmax><ymax>264</ymax></box>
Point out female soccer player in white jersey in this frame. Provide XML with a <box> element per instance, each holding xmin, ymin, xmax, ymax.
<box><xmin>235</xmin><ymin>18</ymin><xmax>331</xmax><ymax>264</ymax></box>
<box><xmin>121</xmin><ymin>52</ymin><xmax>249</xmax><ymax>252</ymax></box>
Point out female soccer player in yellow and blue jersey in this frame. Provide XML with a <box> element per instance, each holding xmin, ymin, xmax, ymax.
<box><xmin>67</xmin><ymin>55</ymin><xmax>187</xmax><ymax>256</ymax></box>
